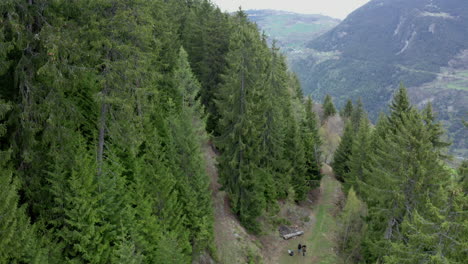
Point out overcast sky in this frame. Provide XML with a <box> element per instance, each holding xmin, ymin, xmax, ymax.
<box><xmin>210</xmin><ymin>0</ymin><xmax>371</xmax><ymax>19</ymax></box>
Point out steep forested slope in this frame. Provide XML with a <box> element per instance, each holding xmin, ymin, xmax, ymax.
<box><xmin>296</xmin><ymin>0</ymin><xmax>468</xmax><ymax>156</ymax></box>
<box><xmin>1</xmin><ymin>1</ymin><xmax>465</xmax><ymax>263</ymax></box>
<box><xmin>332</xmin><ymin>86</ymin><xmax>467</xmax><ymax>263</ymax></box>
<box><xmin>0</xmin><ymin>1</ymin><xmax>322</xmax><ymax>263</ymax></box>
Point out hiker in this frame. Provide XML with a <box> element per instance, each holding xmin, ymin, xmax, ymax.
<box><xmin>297</xmin><ymin>243</ymin><xmax>302</xmax><ymax>255</ymax></box>
<box><xmin>302</xmin><ymin>244</ymin><xmax>307</xmax><ymax>256</ymax></box>
<box><xmin>288</xmin><ymin>249</ymin><xmax>294</xmax><ymax>256</ymax></box>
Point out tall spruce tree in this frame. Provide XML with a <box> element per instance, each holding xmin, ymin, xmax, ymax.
<box><xmin>359</xmin><ymin>84</ymin><xmax>460</xmax><ymax>262</ymax></box>
<box><xmin>0</xmin><ymin>100</ymin><xmax>41</xmax><ymax>263</ymax></box>
<box><xmin>303</xmin><ymin>96</ymin><xmax>322</xmax><ymax>188</ymax></box>
<box><xmin>341</xmin><ymin>99</ymin><xmax>354</xmax><ymax>119</ymax></box>
<box><xmin>337</xmin><ymin>187</ymin><xmax>367</xmax><ymax>263</ymax></box>
<box><xmin>281</xmin><ymin>73</ymin><xmax>309</xmax><ymax>202</ymax></box>
<box><xmin>216</xmin><ymin>10</ymin><xmax>269</xmax><ymax>232</ymax></box>
<box><xmin>347</xmin><ymin>115</ymin><xmax>371</xmax><ymax>194</ymax></box>
<box><xmin>285</xmin><ymin>107</ymin><xmax>308</xmax><ymax>201</ymax></box>
<box><xmin>385</xmin><ymin>175</ymin><xmax>467</xmax><ymax>263</ymax></box>
<box><xmin>422</xmin><ymin>102</ymin><xmax>451</xmax><ymax>156</ymax></box>
<box><xmin>332</xmin><ymin>121</ymin><xmax>354</xmax><ymax>182</ymax></box>
<box><xmin>323</xmin><ymin>94</ymin><xmax>337</xmax><ymax>119</ymax></box>
<box><xmin>350</xmin><ymin>98</ymin><xmax>365</xmax><ymax>132</ymax></box>
<box><xmin>260</xmin><ymin>44</ymin><xmax>291</xmax><ymax>201</ymax></box>
<box><xmin>170</xmin><ymin>47</ymin><xmax>214</xmax><ymax>253</ymax></box>
<box><xmin>178</xmin><ymin>1</ymin><xmax>231</xmax><ymax>134</ymax></box>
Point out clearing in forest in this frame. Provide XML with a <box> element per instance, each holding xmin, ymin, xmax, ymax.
<box><xmin>278</xmin><ymin>165</ymin><xmax>343</xmax><ymax>264</ymax></box>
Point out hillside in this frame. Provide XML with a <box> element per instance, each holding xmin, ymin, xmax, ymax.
<box><xmin>1</xmin><ymin>1</ymin><xmax>466</xmax><ymax>264</ymax></box>
<box><xmin>246</xmin><ymin>10</ymin><xmax>339</xmax><ymax>52</ymax></box>
<box><xmin>294</xmin><ymin>0</ymin><xmax>468</xmax><ymax>156</ymax></box>
<box><xmin>246</xmin><ymin>9</ymin><xmax>340</xmax><ymax>71</ymax></box>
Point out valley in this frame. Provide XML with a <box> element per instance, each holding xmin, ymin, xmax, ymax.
<box><xmin>248</xmin><ymin>0</ymin><xmax>468</xmax><ymax>157</ymax></box>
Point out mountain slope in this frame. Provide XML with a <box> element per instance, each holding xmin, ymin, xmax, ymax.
<box><xmin>296</xmin><ymin>0</ymin><xmax>468</xmax><ymax>156</ymax></box>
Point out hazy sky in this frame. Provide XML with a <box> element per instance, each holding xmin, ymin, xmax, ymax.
<box><xmin>210</xmin><ymin>0</ymin><xmax>371</xmax><ymax>19</ymax></box>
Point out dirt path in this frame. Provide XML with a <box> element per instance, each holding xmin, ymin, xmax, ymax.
<box><xmin>203</xmin><ymin>142</ymin><xmax>262</xmax><ymax>264</ymax></box>
<box><xmin>277</xmin><ymin>164</ymin><xmax>343</xmax><ymax>264</ymax></box>
<box><xmin>204</xmin><ymin>141</ymin><xmax>343</xmax><ymax>264</ymax></box>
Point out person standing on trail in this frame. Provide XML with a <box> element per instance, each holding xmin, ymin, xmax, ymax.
<box><xmin>302</xmin><ymin>244</ymin><xmax>307</xmax><ymax>256</ymax></box>
<box><xmin>297</xmin><ymin>243</ymin><xmax>302</xmax><ymax>255</ymax></box>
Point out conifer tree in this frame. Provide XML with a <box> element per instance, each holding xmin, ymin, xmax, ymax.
<box><xmin>216</xmin><ymin>10</ymin><xmax>270</xmax><ymax>231</ymax></box>
<box><xmin>359</xmin><ymin>85</ymin><xmax>459</xmax><ymax>262</ymax></box>
<box><xmin>260</xmin><ymin>44</ymin><xmax>292</xmax><ymax>201</ymax></box>
<box><xmin>337</xmin><ymin>187</ymin><xmax>367</xmax><ymax>263</ymax></box>
<box><xmin>303</xmin><ymin>96</ymin><xmax>322</xmax><ymax>187</ymax></box>
<box><xmin>170</xmin><ymin>47</ymin><xmax>214</xmax><ymax>253</ymax></box>
<box><xmin>323</xmin><ymin>94</ymin><xmax>337</xmax><ymax>119</ymax></box>
<box><xmin>56</xmin><ymin>147</ymin><xmax>112</xmax><ymax>264</ymax></box>
<box><xmin>332</xmin><ymin>121</ymin><xmax>354</xmax><ymax>182</ymax></box>
<box><xmin>178</xmin><ymin>1</ymin><xmax>231</xmax><ymax>134</ymax></box>
<box><xmin>350</xmin><ymin>98</ymin><xmax>365</xmax><ymax>132</ymax></box>
<box><xmin>341</xmin><ymin>99</ymin><xmax>354</xmax><ymax>119</ymax></box>
<box><xmin>347</xmin><ymin>115</ymin><xmax>371</xmax><ymax>193</ymax></box>
<box><xmin>459</xmin><ymin>160</ymin><xmax>468</xmax><ymax>194</ymax></box>
<box><xmin>285</xmin><ymin>109</ymin><xmax>307</xmax><ymax>201</ymax></box>
<box><xmin>0</xmin><ymin>101</ymin><xmax>39</xmax><ymax>263</ymax></box>
<box><xmin>385</xmin><ymin>177</ymin><xmax>467</xmax><ymax>263</ymax></box>
<box><xmin>422</xmin><ymin>102</ymin><xmax>451</xmax><ymax>155</ymax></box>
<box><xmin>111</xmin><ymin>228</ymin><xmax>144</xmax><ymax>264</ymax></box>
<box><xmin>141</xmin><ymin>114</ymin><xmax>193</xmax><ymax>261</ymax></box>
<box><xmin>388</xmin><ymin>84</ymin><xmax>412</xmax><ymax>130</ymax></box>
<box><xmin>0</xmin><ymin>0</ymin><xmax>59</xmax><ymax>219</ymax></box>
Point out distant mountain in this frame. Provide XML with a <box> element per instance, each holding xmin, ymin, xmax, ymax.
<box><xmin>294</xmin><ymin>0</ymin><xmax>468</xmax><ymax>157</ymax></box>
<box><xmin>245</xmin><ymin>10</ymin><xmax>340</xmax><ymax>52</ymax></box>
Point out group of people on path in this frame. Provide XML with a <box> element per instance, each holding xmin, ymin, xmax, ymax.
<box><xmin>288</xmin><ymin>243</ymin><xmax>307</xmax><ymax>257</ymax></box>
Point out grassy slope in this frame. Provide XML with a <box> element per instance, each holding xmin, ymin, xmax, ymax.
<box><xmin>279</xmin><ymin>166</ymin><xmax>342</xmax><ymax>264</ymax></box>
<box><xmin>206</xmin><ymin>144</ymin><xmax>346</xmax><ymax>264</ymax></box>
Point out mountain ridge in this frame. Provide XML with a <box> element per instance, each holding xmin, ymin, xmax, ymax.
<box><xmin>293</xmin><ymin>0</ymin><xmax>468</xmax><ymax>156</ymax></box>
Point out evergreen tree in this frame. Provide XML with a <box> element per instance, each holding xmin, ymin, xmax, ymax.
<box><xmin>170</xmin><ymin>47</ymin><xmax>214</xmax><ymax>254</ymax></box>
<box><xmin>332</xmin><ymin>121</ymin><xmax>354</xmax><ymax>182</ymax></box>
<box><xmin>350</xmin><ymin>98</ymin><xmax>365</xmax><ymax>132</ymax></box>
<box><xmin>303</xmin><ymin>96</ymin><xmax>322</xmax><ymax>188</ymax></box>
<box><xmin>347</xmin><ymin>115</ymin><xmax>371</xmax><ymax>194</ymax></box>
<box><xmin>178</xmin><ymin>1</ymin><xmax>231</xmax><ymax>134</ymax></box>
<box><xmin>422</xmin><ymin>102</ymin><xmax>451</xmax><ymax>156</ymax></box>
<box><xmin>260</xmin><ymin>43</ymin><xmax>292</xmax><ymax>201</ymax></box>
<box><xmin>323</xmin><ymin>94</ymin><xmax>337</xmax><ymax>119</ymax></box>
<box><xmin>341</xmin><ymin>99</ymin><xmax>354</xmax><ymax>119</ymax></box>
<box><xmin>388</xmin><ymin>83</ymin><xmax>412</xmax><ymax>130</ymax></box>
<box><xmin>337</xmin><ymin>187</ymin><xmax>367</xmax><ymax>263</ymax></box>
<box><xmin>285</xmin><ymin>109</ymin><xmax>307</xmax><ymax>201</ymax></box>
<box><xmin>0</xmin><ymin>100</ymin><xmax>39</xmax><ymax>263</ymax></box>
<box><xmin>215</xmin><ymin>11</ymin><xmax>269</xmax><ymax>232</ymax></box>
<box><xmin>359</xmin><ymin>85</ymin><xmax>459</xmax><ymax>262</ymax></box>
<box><xmin>111</xmin><ymin>228</ymin><xmax>144</xmax><ymax>264</ymax></box>
<box><xmin>55</xmin><ymin>147</ymin><xmax>111</xmax><ymax>264</ymax></box>
<box><xmin>459</xmin><ymin>160</ymin><xmax>468</xmax><ymax>194</ymax></box>
<box><xmin>385</xmin><ymin>182</ymin><xmax>468</xmax><ymax>263</ymax></box>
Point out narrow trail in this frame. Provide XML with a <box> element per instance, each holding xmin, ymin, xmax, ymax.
<box><xmin>278</xmin><ymin>165</ymin><xmax>343</xmax><ymax>264</ymax></box>
<box><xmin>204</xmin><ymin>141</ymin><xmax>343</xmax><ymax>264</ymax></box>
<box><xmin>204</xmin><ymin>142</ymin><xmax>261</xmax><ymax>264</ymax></box>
